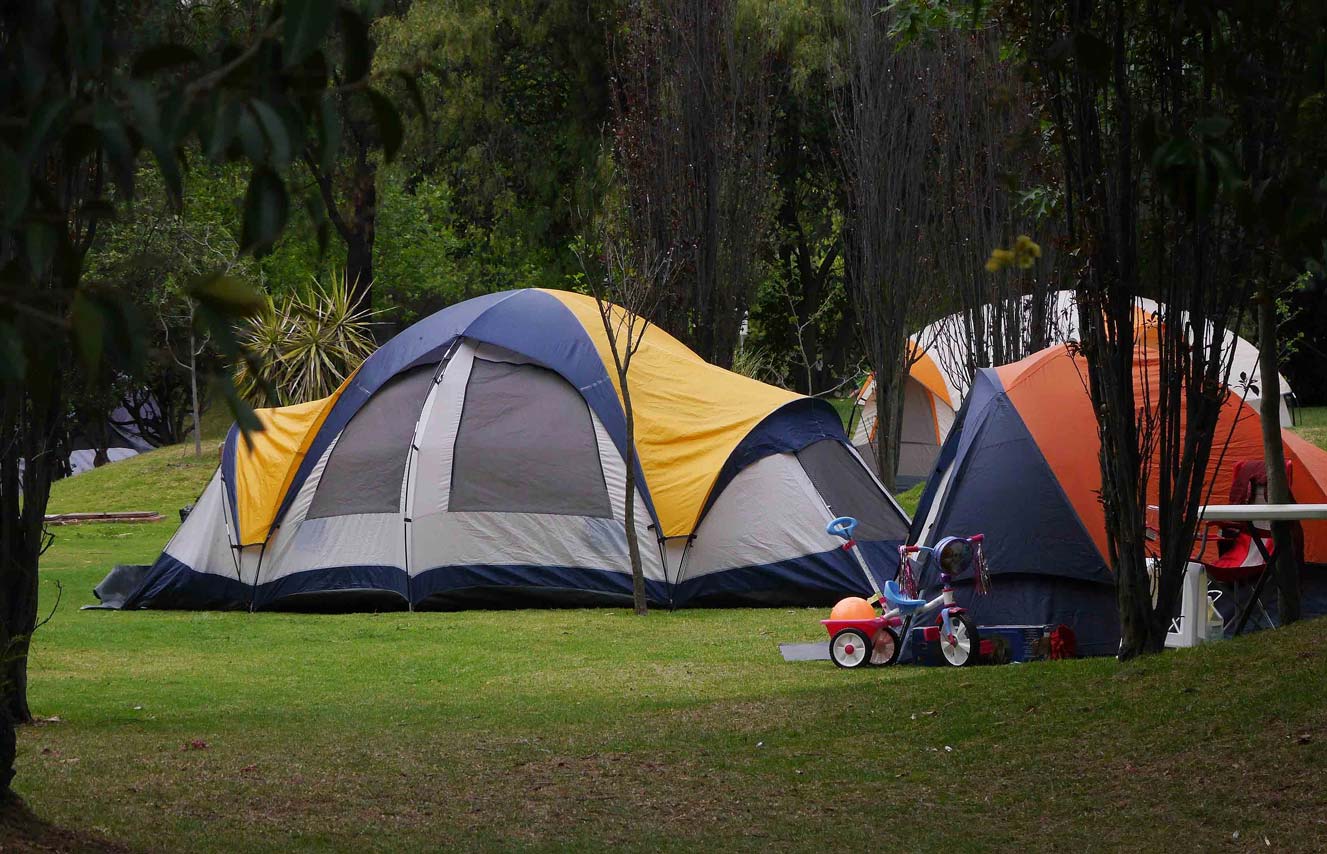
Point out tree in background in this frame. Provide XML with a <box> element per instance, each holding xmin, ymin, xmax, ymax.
<box><xmin>573</xmin><ymin>181</ymin><xmax>677</xmax><ymax>616</ymax></box>
<box><xmin>929</xmin><ymin>24</ymin><xmax>1064</xmax><ymax>391</ymax></box>
<box><xmin>302</xmin><ymin>0</ymin><xmax>417</xmax><ymax>314</ymax></box>
<box><xmin>0</xmin><ymin>0</ymin><xmax>402</xmax><ymax>796</ymax></box>
<box><xmin>1023</xmin><ymin>0</ymin><xmax>1327</xmax><ymax>656</ymax></box>
<box><xmin>833</xmin><ymin>0</ymin><xmax>947</xmax><ymax>490</ymax></box>
<box><xmin>1226</xmin><ymin>3</ymin><xmax>1327</xmax><ymax>624</ymax></box>
<box><xmin>746</xmin><ymin>0</ymin><xmax>858</xmax><ymax>396</ymax></box>
<box><xmin>610</xmin><ymin>0</ymin><xmax>776</xmax><ymax>368</ymax></box>
<box><xmin>374</xmin><ymin>0</ymin><xmax>615</xmax><ymax>311</ymax></box>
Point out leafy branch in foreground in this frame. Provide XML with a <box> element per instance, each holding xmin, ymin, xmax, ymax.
<box><xmin>0</xmin><ymin>0</ymin><xmax>407</xmax><ymax>801</ymax></box>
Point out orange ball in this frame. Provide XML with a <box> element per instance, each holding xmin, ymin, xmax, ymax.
<box><xmin>829</xmin><ymin>596</ymin><xmax>875</xmax><ymax>621</ymax></box>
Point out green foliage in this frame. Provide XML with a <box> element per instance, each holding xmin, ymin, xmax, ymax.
<box><xmin>884</xmin><ymin>0</ymin><xmax>987</xmax><ymax>44</ymax></box>
<box><xmin>373</xmin><ymin>170</ymin><xmax>545</xmax><ymax>324</ymax></box>
<box><xmin>235</xmin><ymin>272</ymin><xmax>379</xmax><ymax>406</ymax></box>
<box><xmin>374</xmin><ymin>0</ymin><xmax>615</xmax><ymax>289</ymax></box>
<box><xmin>0</xmin><ymin>0</ymin><xmax>404</xmax><ymax>423</ymax></box>
<box><xmin>729</xmin><ymin>344</ymin><xmax>787</xmax><ymax>386</ymax></box>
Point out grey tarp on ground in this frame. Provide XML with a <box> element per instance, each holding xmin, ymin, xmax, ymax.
<box><xmin>84</xmin><ymin>564</ymin><xmax>153</xmax><ymax>609</ymax></box>
<box><xmin>796</xmin><ymin>439</ymin><xmax>908</xmax><ymax>542</ymax></box>
<box><xmin>778</xmin><ymin>641</ymin><xmax>831</xmax><ymax>662</ymax></box>
<box><xmin>307</xmin><ymin>365</ymin><xmax>439</xmax><ymax>519</ymax></box>
<box><xmin>450</xmin><ymin>358</ymin><xmax>611</xmax><ymax>517</ymax></box>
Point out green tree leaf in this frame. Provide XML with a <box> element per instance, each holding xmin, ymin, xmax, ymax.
<box><xmin>0</xmin><ymin>320</ymin><xmax>25</xmax><ymax>381</ymax></box>
<box><xmin>131</xmin><ymin>43</ymin><xmax>200</xmax><ymax>78</ymax></box>
<box><xmin>70</xmin><ymin>289</ymin><xmax>107</xmax><ymax>374</ymax></box>
<box><xmin>339</xmin><ymin>8</ymin><xmax>372</xmax><ymax>83</ymax></box>
<box><xmin>366</xmin><ymin>89</ymin><xmax>402</xmax><ymax>161</ymax></box>
<box><xmin>249</xmin><ymin>99</ymin><xmax>292</xmax><ymax>167</ymax></box>
<box><xmin>0</xmin><ymin>143</ymin><xmax>30</xmax><ymax>227</ymax></box>
<box><xmin>317</xmin><ymin>93</ymin><xmax>341</xmax><ymax>173</ymax></box>
<box><xmin>24</xmin><ymin>221</ymin><xmax>56</xmax><ymax>276</ymax></box>
<box><xmin>22</xmin><ymin>97</ymin><xmax>71</xmax><ymax>162</ymax></box>
<box><xmin>284</xmin><ymin>0</ymin><xmax>337</xmax><ymax>67</ymax></box>
<box><xmin>187</xmin><ymin>272</ymin><xmax>267</xmax><ymax>317</ymax></box>
<box><xmin>239</xmin><ymin>168</ymin><xmax>290</xmax><ymax>256</ymax></box>
<box><xmin>122</xmin><ymin>80</ymin><xmax>182</xmax><ymax>202</ymax></box>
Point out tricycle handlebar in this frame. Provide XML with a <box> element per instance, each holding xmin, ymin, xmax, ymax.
<box><xmin>826</xmin><ymin>516</ymin><xmax>858</xmax><ymax>541</ymax></box>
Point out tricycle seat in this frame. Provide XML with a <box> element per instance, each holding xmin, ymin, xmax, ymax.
<box><xmin>883</xmin><ymin>579</ymin><xmax>927</xmax><ymax>612</ymax></box>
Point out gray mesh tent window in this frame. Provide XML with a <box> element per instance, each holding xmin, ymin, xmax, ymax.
<box><xmin>307</xmin><ymin>366</ymin><xmax>438</xmax><ymax>519</ymax></box>
<box><xmin>795</xmin><ymin>439</ymin><xmax>907</xmax><ymax>541</ymax></box>
<box><xmin>450</xmin><ymin>359</ymin><xmax>611</xmax><ymax>517</ymax></box>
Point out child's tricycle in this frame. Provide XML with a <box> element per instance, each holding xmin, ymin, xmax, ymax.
<box><xmin>821</xmin><ymin>516</ymin><xmax>990</xmax><ymax>668</ymax></box>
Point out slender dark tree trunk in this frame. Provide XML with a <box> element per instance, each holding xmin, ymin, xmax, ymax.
<box><xmin>189</xmin><ymin>328</ymin><xmax>202</xmax><ymax>457</ymax></box>
<box><xmin>620</xmin><ymin>377</ymin><xmax>648</xmax><ymax>616</ymax></box>
<box><xmin>0</xmin><ymin>360</ymin><xmax>63</xmax><ymax>796</ymax></box>
<box><xmin>305</xmin><ymin>138</ymin><xmax>378</xmax><ymax>314</ymax></box>
<box><xmin>344</xmin><ymin>157</ymin><xmax>377</xmax><ymax>312</ymax></box>
<box><xmin>871</xmin><ymin>369</ymin><xmax>904</xmax><ymax>491</ymax></box>
<box><xmin>1257</xmin><ymin>288</ymin><xmax>1299</xmax><ymax>623</ymax></box>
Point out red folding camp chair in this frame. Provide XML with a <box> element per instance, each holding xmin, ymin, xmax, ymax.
<box><xmin>1196</xmin><ymin>460</ymin><xmax>1303</xmax><ymax>631</ymax></box>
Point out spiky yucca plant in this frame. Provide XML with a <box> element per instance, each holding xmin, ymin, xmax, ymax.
<box><xmin>235</xmin><ymin>272</ymin><xmax>379</xmax><ymax>405</ymax></box>
<box><xmin>730</xmin><ymin>345</ymin><xmax>786</xmax><ymax>387</ymax></box>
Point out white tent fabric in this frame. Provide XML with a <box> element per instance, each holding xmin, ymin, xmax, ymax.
<box><xmin>158</xmin><ymin>469</ymin><xmax>236</xmax><ymax>583</ymax></box>
<box><xmin>914</xmin><ymin>290</ymin><xmax>1294</xmax><ymax>424</ymax></box>
<box><xmin>854</xmin><ymin>289</ymin><xmax>1294</xmax><ymax>484</ymax></box>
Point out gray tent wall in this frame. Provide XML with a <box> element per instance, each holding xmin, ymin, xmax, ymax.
<box><xmin>253</xmin><ymin>340</ymin><xmax>665</xmax><ymax>609</ymax></box>
<box><xmin>852</xmin><ymin>375</ymin><xmax>946</xmax><ymax>489</ymax></box>
<box><xmin>674</xmin><ymin>439</ymin><xmax>909</xmax><ymax>605</ymax></box>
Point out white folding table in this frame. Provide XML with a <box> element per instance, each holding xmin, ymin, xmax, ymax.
<box><xmin>1192</xmin><ymin>504</ymin><xmax>1327</xmax><ymax>636</ymax></box>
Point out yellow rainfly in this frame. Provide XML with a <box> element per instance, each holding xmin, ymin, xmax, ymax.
<box><xmin>543</xmin><ymin>289</ymin><xmax>799</xmax><ymax>537</ymax></box>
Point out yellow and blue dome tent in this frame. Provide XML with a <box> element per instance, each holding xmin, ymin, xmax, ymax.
<box><xmin>97</xmin><ymin>289</ymin><xmax>909</xmax><ymax>610</ymax></box>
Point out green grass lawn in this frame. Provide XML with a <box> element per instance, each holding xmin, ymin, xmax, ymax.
<box><xmin>8</xmin><ymin>405</ymin><xmax>1327</xmax><ymax>851</ymax></box>
<box><xmin>1295</xmin><ymin>405</ymin><xmax>1327</xmax><ymax>452</ymax></box>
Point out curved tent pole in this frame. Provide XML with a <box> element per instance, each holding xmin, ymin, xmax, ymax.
<box><xmin>400</xmin><ymin>340</ymin><xmax>461</xmax><ymax>612</ymax></box>
<box><xmin>215</xmin><ymin>466</ymin><xmax>244</xmax><ymax>585</ymax></box>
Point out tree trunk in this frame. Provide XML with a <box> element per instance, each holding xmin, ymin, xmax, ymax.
<box><xmin>1257</xmin><ymin>289</ymin><xmax>1299</xmax><ymax>623</ymax></box>
<box><xmin>872</xmin><ymin>368</ymin><xmax>904</xmax><ymax>492</ymax></box>
<box><xmin>620</xmin><ymin>375</ymin><xmax>648</xmax><ymax>616</ymax></box>
<box><xmin>305</xmin><ymin>143</ymin><xmax>377</xmax><ymax>314</ymax></box>
<box><xmin>0</xmin><ymin>365</ymin><xmax>61</xmax><ymax>797</ymax></box>
<box><xmin>344</xmin><ymin>159</ymin><xmax>377</xmax><ymax>313</ymax></box>
<box><xmin>190</xmin><ymin>328</ymin><xmax>201</xmax><ymax>457</ymax></box>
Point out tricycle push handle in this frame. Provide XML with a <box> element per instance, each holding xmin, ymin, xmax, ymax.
<box><xmin>826</xmin><ymin>516</ymin><xmax>858</xmax><ymax>541</ymax></box>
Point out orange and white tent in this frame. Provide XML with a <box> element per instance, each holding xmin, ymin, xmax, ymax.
<box><xmin>853</xmin><ymin>290</ymin><xmax>1294</xmax><ymax>486</ymax></box>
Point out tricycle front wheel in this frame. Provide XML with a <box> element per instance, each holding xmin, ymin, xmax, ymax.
<box><xmin>941</xmin><ymin>613</ymin><xmax>980</xmax><ymax>667</ymax></box>
<box><xmin>830</xmin><ymin>629</ymin><xmax>872</xmax><ymax>668</ymax></box>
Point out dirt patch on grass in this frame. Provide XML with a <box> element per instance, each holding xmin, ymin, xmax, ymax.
<box><xmin>0</xmin><ymin>798</ymin><xmax>134</xmax><ymax>853</ymax></box>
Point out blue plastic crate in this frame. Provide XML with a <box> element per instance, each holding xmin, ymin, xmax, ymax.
<box><xmin>909</xmin><ymin>623</ymin><xmax>1052</xmax><ymax>666</ymax></box>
